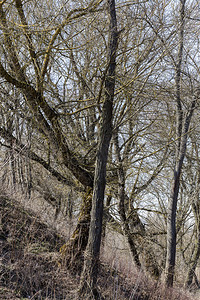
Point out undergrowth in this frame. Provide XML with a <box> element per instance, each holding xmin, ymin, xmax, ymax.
<box><xmin>0</xmin><ymin>194</ymin><xmax>197</xmax><ymax>299</ymax></box>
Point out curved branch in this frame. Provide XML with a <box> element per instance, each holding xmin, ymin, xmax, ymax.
<box><xmin>0</xmin><ymin>126</ymin><xmax>77</xmax><ymax>188</ymax></box>
<box><xmin>41</xmin><ymin>0</ymin><xmax>103</xmax><ymax>80</ymax></box>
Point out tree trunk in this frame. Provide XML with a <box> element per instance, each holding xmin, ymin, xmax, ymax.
<box><xmin>185</xmin><ymin>236</ymin><xmax>200</xmax><ymax>288</ymax></box>
<box><xmin>164</xmin><ymin>170</ymin><xmax>180</xmax><ymax>286</ymax></box>
<box><xmin>60</xmin><ymin>188</ymin><xmax>92</xmax><ymax>272</ymax></box>
<box><xmin>113</xmin><ymin>132</ymin><xmax>141</xmax><ymax>268</ymax></box>
<box><xmin>186</xmin><ymin>178</ymin><xmax>200</xmax><ymax>288</ymax></box>
<box><xmin>164</xmin><ymin>92</ymin><xmax>197</xmax><ymax>286</ymax></box>
<box><xmin>78</xmin><ymin>1</ymin><xmax>118</xmax><ymax>298</ymax></box>
<box><xmin>164</xmin><ymin>0</ymin><xmax>186</xmax><ymax>287</ymax></box>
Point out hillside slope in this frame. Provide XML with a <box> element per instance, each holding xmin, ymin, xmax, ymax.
<box><xmin>0</xmin><ymin>195</ymin><xmax>73</xmax><ymax>299</ymax></box>
<box><xmin>0</xmin><ymin>194</ymin><xmax>197</xmax><ymax>300</ymax></box>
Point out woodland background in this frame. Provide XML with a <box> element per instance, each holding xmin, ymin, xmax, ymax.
<box><xmin>1</xmin><ymin>0</ymin><xmax>200</xmax><ymax>299</ymax></box>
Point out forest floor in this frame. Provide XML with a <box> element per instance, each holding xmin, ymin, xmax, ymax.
<box><xmin>0</xmin><ymin>193</ymin><xmax>198</xmax><ymax>300</ymax></box>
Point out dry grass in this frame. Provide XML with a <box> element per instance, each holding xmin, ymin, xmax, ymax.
<box><xmin>0</xmin><ymin>192</ymin><xmax>198</xmax><ymax>299</ymax></box>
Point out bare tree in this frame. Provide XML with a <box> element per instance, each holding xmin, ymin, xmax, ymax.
<box><xmin>164</xmin><ymin>0</ymin><xmax>198</xmax><ymax>287</ymax></box>
<box><xmin>0</xmin><ymin>0</ymin><xmax>104</xmax><ymax>267</ymax></box>
<box><xmin>78</xmin><ymin>0</ymin><xmax>118</xmax><ymax>298</ymax></box>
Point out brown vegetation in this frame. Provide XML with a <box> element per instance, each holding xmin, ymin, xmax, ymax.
<box><xmin>1</xmin><ymin>0</ymin><xmax>200</xmax><ymax>298</ymax></box>
<box><xmin>0</xmin><ymin>193</ymin><xmax>197</xmax><ymax>300</ymax></box>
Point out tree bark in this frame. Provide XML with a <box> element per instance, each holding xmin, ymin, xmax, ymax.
<box><xmin>164</xmin><ymin>0</ymin><xmax>186</xmax><ymax>287</ymax></box>
<box><xmin>186</xmin><ymin>166</ymin><xmax>200</xmax><ymax>287</ymax></box>
<box><xmin>164</xmin><ymin>91</ymin><xmax>197</xmax><ymax>286</ymax></box>
<box><xmin>60</xmin><ymin>187</ymin><xmax>93</xmax><ymax>271</ymax></box>
<box><xmin>78</xmin><ymin>1</ymin><xmax>118</xmax><ymax>298</ymax></box>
